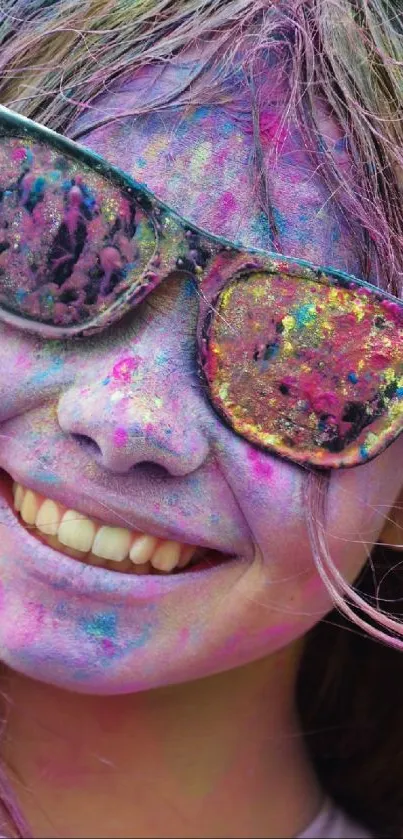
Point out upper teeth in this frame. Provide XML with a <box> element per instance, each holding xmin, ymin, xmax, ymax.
<box><xmin>13</xmin><ymin>483</ymin><xmax>197</xmax><ymax>572</ymax></box>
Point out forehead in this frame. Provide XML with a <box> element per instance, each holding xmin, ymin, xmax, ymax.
<box><xmin>73</xmin><ymin>61</ymin><xmax>362</xmax><ymax>276</ymax></box>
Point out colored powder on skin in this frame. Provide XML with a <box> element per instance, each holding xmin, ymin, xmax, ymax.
<box><xmin>188</xmin><ymin>144</ymin><xmax>213</xmax><ymax>180</ymax></box>
<box><xmin>178</xmin><ymin>627</ymin><xmax>191</xmax><ymax>646</ymax></box>
<box><xmin>259</xmin><ymin>112</ymin><xmax>290</xmax><ymax>147</ymax></box>
<box><xmin>113</xmin><ymin>427</ymin><xmax>129</xmax><ymax>448</ymax></box>
<box><xmin>219</xmin><ymin>192</ymin><xmax>238</xmax><ymax>216</ymax></box>
<box><xmin>79</xmin><ymin>611</ymin><xmax>118</xmax><ymax>639</ymax></box>
<box><xmin>77</xmin><ymin>613</ymin><xmax>153</xmax><ymax>654</ymax></box>
<box><xmin>167</xmin><ymin>493</ymin><xmax>180</xmax><ymax>507</ymax></box>
<box><xmin>247</xmin><ymin>447</ymin><xmax>273</xmax><ymax>479</ymax></box>
<box><xmin>101</xmin><ymin>638</ymin><xmax>118</xmax><ymax>657</ymax></box>
<box><xmin>251</xmin><ymin>211</ymin><xmax>273</xmax><ymax>245</ymax></box>
<box><xmin>74</xmin><ymin>612</ymin><xmax>141</xmax><ymax>663</ymax></box>
<box><xmin>112</xmin><ymin>355</ymin><xmax>142</xmax><ymax>383</ymax></box>
<box><xmin>15</xmin><ymin>350</ymin><xmax>34</xmax><ymax>373</ymax></box>
<box><xmin>214</xmin><ymin>630</ymin><xmax>246</xmax><ymax>658</ymax></box>
<box><xmin>31</xmin><ymin>357</ymin><xmax>64</xmax><ymax>386</ymax></box>
<box><xmin>272</xmin><ymin>207</ymin><xmax>289</xmax><ymax>238</ymax></box>
<box><xmin>28</xmin><ymin>471</ymin><xmax>60</xmax><ymax>485</ymax></box>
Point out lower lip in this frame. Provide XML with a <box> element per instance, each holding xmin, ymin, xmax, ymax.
<box><xmin>0</xmin><ymin>470</ymin><xmax>241</xmax><ymax>603</ymax></box>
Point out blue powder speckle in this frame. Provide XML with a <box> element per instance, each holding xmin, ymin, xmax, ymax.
<box><xmin>273</xmin><ymin>207</ymin><xmax>289</xmax><ymax>238</ymax></box>
<box><xmin>128</xmin><ymin>422</ymin><xmax>144</xmax><ymax>437</ymax></box>
<box><xmin>167</xmin><ymin>492</ymin><xmax>179</xmax><ymax>506</ymax></box>
<box><xmin>79</xmin><ymin>611</ymin><xmax>117</xmax><ymax>639</ymax></box>
<box><xmin>295</xmin><ymin>212</ymin><xmax>312</xmax><ymax>246</ymax></box>
<box><xmin>183</xmin><ymin>278</ymin><xmax>197</xmax><ymax>298</ymax></box>
<box><xmin>29</xmin><ymin>471</ymin><xmax>60</xmax><ymax>485</ymax></box>
<box><xmin>71</xmin><ymin>623</ymin><xmax>153</xmax><ymax>681</ymax></box>
<box><xmin>31</xmin><ymin>357</ymin><xmax>64</xmax><ymax>385</ymax></box>
<box><xmin>220</xmin><ymin>118</ymin><xmax>236</xmax><ymax>138</ymax></box>
<box><xmin>194</xmin><ymin>106</ymin><xmax>213</xmax><ymax>122</ymax></box>
<box><xmin>54</xmin><ymin>600</ymin><xmax>70</xmax><ymax>619</ymax></box>
<box><xmin>293</xmin><ymin>304</ymin><xmax>316</xmax><ymax>328</ymax></box>
<box><xmin>251</xmin><ymin>211</ymin><xmax>273</xmax><ymax>246</ymax></box>
<box><xmin>16</xmin><ymin>289</ymin><xmax>28</xmax><ymax>304</ymax></box>
<box><xmin>155</xmin><ymin>350</ymin><xmax>169</xmax><ymax>365</ymax></box>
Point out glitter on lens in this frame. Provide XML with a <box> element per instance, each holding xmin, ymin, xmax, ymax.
<box><xmin>0</xmin><ymin>136</ymin><xmax>157</xmax><ymax>329</ymax></box>
<box><xmin>201</xmin><ymin>264</ymin><xmax>403</xmax><ymax>469</ymax></box>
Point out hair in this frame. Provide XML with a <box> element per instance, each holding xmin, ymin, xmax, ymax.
<box><xmin>0</xmin><ymin>0</ymin><xmax>402</xmax><ymax>836</ymax></box>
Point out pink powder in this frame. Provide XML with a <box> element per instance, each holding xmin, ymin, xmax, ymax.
<box><xmin>113</xmin><ymin>427</ymin><xmax>128</xmax><ymax>448</ymax></box>
<box><xmin>101</xmin><ymin>638</ymin><xmax>118</xmax><ymax>656</ymax></box>
<box><xmin>112</xmin><ymin>356</ymin><xmax>141</xmax><ymax>382</ymax></box>
<box><xmin>219</xmin><ymin>191</ymin><xmax>238</xmax><ymax>215</ymax></box>
<box><xmin>259</xmin><ymin>112</ymin><xmax>290</xmax><ymax>147</ymax></box>
<box><xmin>178</xmin><ymin>627</ymin><xmax>190</xmax><ymax>646</ymax></box>
<box><xmin>247</xmin><ymin>447</ymin><xmax>273</xmax><ymax>479</ymax></box>
<box><xmin>11</xmin><ymin>146</ymin><xmax>27</xmax><ymax>161</ymax></box>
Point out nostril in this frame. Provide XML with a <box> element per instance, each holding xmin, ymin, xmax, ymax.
<box><xmin>129</xmin><ymin>461</ymin><xmax>172</xmax><ymax>480</ymax></box>
<box><xmin>71</xmin><ymin>433</ymin><xmax>102</xmax><ymax>455</ymax></box>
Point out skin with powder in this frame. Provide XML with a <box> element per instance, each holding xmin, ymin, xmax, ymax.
<box><xmin>0</xmin><ymin>6</ymin><xmax>401</xmax><ymax>838</ymax></box>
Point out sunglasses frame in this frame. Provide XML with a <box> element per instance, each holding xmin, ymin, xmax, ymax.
<box><xmin>0</xmin><ymin>104</ymin><xmax>401</xmax><ymax>337</ymax></box>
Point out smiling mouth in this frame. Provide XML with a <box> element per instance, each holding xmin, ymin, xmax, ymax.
<box><xmin>6</xmin><ymin>475</ymin><xmax>226</xmax><ymax>575</ymax></box>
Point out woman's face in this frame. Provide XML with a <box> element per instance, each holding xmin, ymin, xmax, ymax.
<box><xmin>0</xmin><ymin>63</ymin><xmax>401</xmax><ymax>694</ymax></box>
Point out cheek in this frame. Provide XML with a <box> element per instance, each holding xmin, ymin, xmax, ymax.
<box><xmin>0</xmin><ymin>326</ymin><xmax>68</xmax><ymax>421</ymax></box>
<box><xmin>219</xmin><ymin>432</ymin><xmax>403</xmax><ymax>596</ymax></box>
<box><xmin>327</xmin><ymin>436</ymin><xmax>403</xmax><ymax>578</ymax></box>
<box><xmin>216</xmin><ymin>432</ymin><xmax>311</xmax><ymax>575</ymax></box>
<box><xmin>0</xmin><ymin>327</ymin><xmax>35</xmax><ymax>401</ymax></box>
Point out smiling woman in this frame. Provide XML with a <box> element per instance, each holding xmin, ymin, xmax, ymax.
<box><xmin>0</xmin><ymin>1</ymin><xmax>401</xmax><ymax>838</ymax></box>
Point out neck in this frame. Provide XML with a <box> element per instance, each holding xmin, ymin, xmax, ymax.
<box><xmin>1</xmin><ymin>647</ymin><xmax>322</xmax><ymax>839</ymax></box>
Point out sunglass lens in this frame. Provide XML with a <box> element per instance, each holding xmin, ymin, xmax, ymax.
<box><xmin>0</xmin><ymin>135</ymin><xmax>156</xmax><ymax>330</ymax></box>
<box><xmin>201</xmin><ymin>269</ymin><xmax>403</xmax><ymax>468</ymax></box>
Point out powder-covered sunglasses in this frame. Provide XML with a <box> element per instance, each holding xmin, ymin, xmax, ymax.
<box><xmin>0</xmin><ymin>105</ymin><xmax>402</xmax><ymax>470</ymax></box>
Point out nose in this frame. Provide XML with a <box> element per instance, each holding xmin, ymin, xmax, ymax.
<box><xmin>57</xmin><ymin>379</ymin><xmax>209</xmax><ymax>476</ymax></box>
<box><xmin>57</xmin><ymin>279</ymin><xmax>211</xmax><ymax>477</ymax></box>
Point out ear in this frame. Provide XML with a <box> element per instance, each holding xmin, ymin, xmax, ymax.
<box><xmin>378</xmin><ymin>487</ymin><xmax>403</xmax><ymax>551</ymax></box>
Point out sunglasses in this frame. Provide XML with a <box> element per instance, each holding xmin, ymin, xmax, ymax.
<box><xmin>0</xmin><ymin>105</ymin><xmax>402</xmax><ymax>470</ymax></box>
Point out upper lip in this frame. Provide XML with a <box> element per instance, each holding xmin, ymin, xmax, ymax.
<box><xmin>1</xmin><ymin>464</ymin><xmax>241</xmax><ymax>557</ymax></box>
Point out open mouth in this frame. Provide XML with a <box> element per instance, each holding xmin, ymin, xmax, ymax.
<box><xmin>2</xmin><ymin>470</ymin><xmax>226</xmax><ymax>575</ymax></box>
